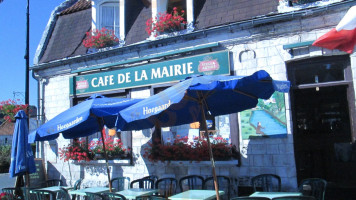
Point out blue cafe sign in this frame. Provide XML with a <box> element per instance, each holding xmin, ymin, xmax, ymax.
<box><xmin>70</xmin><ymin>51</ymin><xmax>230</xmax><ymax>95</ymax></box>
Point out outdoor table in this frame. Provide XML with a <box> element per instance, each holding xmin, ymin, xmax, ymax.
<box><xmin>168</xmin><ymin>190</ymin><xmax>225</xmax><ymax>200</ymax></box>
<box><xmin>68</xmin><ymin>186</ymin><xmax>112</xmax><ymax>197</ymax></box>
<box><xmin>250</xmin><ymin>191</ymin><xmax>303</xmax><ymax>199</ymax></box>
<box><xmin>116</xmin><ymin>188</ymin><xmax>159</xmax><ymax>199</ymax></box>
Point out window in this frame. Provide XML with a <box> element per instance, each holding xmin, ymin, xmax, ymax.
<box><xmin>71</xmin><ymin>92</ymin><xmax>132</xmax><ymax>160</ymax></box>
<box><xmin>154</xmin><ymin>0</ymin><xmax>193</xmax><ymax>29</ymax></box>
<box><xmin>149</xmin><ymin>85</ymin><xmax>237</xmax><ymax>162</ymax></box>
<box><xmin>100</xmin><ymin>2</ymin><xmax>120</xmax><ymax>37</ymax></box>
<box><xmin>92</xmin><ymin>0</ymin><xmax>124</xmax><ymax>39</ymax></box>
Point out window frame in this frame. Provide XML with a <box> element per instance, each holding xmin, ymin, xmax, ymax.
<box><xmin>70</xmin><ymin>90</ymin><xmax>133</xmax><ymax>163</ymax></box>
<box><xmin>92</xmin><ymin>0</ymin><xmax>125</xmax><ymax>40</ymax></box>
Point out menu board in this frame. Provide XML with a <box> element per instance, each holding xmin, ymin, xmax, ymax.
<box><xmin>29</xmin><ymin>158</ymin><xmax>47</xmax><ymax>187</ymax></box>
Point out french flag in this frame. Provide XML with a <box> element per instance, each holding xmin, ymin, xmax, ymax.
<box><xmin>313</xmin><ymin>6</ymin><xmax>356</xmax><ymax>54</ymax></box>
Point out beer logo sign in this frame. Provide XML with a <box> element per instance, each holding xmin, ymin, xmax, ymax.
<box><xmin>198</xmin><ymin>56</ymin><xmax>220</xmax><ymax>75</ymax></box>
<box><xmin>76</xmin><ymin>77</ymin><xmax>89</xmax><ymax>91</ymax></box>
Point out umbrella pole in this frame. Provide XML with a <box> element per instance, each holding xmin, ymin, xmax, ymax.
<box><xmin>199</xmin><ymin>101</ymin><xmax>220</xmax><ymax>200</ymax></box>
<box><xmin>97</xmin><ymin>118</ymin><xmax>113</xmax><ymax>192</ymax></box>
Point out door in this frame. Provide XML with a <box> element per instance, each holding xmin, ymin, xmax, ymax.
<box><xmin>287</xmin><ymin>55</ymin><xmax>355</xmax><ymax>184</ymax></box>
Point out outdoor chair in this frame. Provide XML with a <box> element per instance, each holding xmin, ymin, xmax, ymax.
<box><xmin>21</xmin><ymin>187</ymin><xmax>37</xmax><ymax>200</ymax></box>
<box><xmin>298</xmin><ymin>178</ymin><xmax>327</xmax><ymax>200</ymax></box>
<box><xmin>179</xmin><ymin>175</ymin><xmax>204</xmax><ymax>192</ymax></box>
<box><xmin>85</xmin><ymin>192</ymin><xmax>106</xmax><ymax>200</ymax></box>
<box><xmin>130</xmin><ymin>178</ymin><xmax>155</xmax><ymax>189</ymax></box>
<box><xmin>110</xmin><ymin>177</ymin><xmax>130</xmax><ymax>191</ymax></box>
<box><xmin>2</xmin><ymin>187</ymin><xmax>19</xmax><ymax>200</ymax></box>
<box><xmin>31</xmin><ymin>189</ymin><xmax>58</xmax><ymax>200</ymax></box>
<box><xmin>143</xmin><ymin>175</ymin><xmax>159</xmax><ymax>184</ymax></box>
<box><xmin>104</xmin><ymin>192</ymin><xmax>127</xmax><ymax>200</ymax></box>
<box><xmin>251</xmin><ymin>174</ymin><xmax>281</xmax><ymax>192</ymax></box>
<box><xmin>231</xmin><ymin>197</ymin><xmax>270</xmax><ymax>200</ymax></box>
<box><xmin>155</xmin><ymin>178</ymin><xmax>178</xmax><ymax>198</ymax></box>
<box><xmin>46</xmin><ymin>179</ymin><xmax>63</xmax><ymax>187</ymax></box>
<box><xmin>203</xmin><ymin>175</ymin><xmax>230</xmax><ymax>200</ymax></box>
<box><xmin>70</xmin><ymin>178</ymin><xmax>83</xmax><ymax>200</ymax></box>
<box><xmin>272</xmin><ymin>196</ymin><xmax>317</xmax><ymax>200</ymax></box>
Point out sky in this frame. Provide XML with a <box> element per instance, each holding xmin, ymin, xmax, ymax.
<box><xmin>0</xmin><ymin>0</ymin><xmax>65</xmax><ymax>106</ymax></box>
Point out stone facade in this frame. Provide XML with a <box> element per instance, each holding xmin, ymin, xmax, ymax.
<box><xmin>33</xmin><ymin>0</ymin><xmax>356</xmax><ymax>197</ymax></box>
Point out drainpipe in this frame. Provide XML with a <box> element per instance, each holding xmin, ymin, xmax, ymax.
<box><xmin>32</xmin><ymin>71</ymin><xmax>48</xmax><ymax>158</ymax></box>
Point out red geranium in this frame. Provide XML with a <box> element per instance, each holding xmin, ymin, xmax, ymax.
<box><xmin>83</xmin><ymin>28</ymin><xmax>120</xmax><ymax>49</ymax></box>
<box><xmin>146</xmin><ymin>7</ymin><xmax>186</xmax><ymax>37</ymax></box>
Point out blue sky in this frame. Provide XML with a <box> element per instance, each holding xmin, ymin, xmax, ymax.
<box><xmin>0</xmin><ymin>0</ymin><xmax>65</xmax><ymax>106</ymax></box>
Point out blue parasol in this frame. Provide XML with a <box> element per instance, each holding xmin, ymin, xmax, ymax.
<box><xmin>9</xmin><ymin>110</ymin><xmax>36</xmax><ymax>178</ymax></box>
<box><xmin>29</xmin><ymin>94</ymin><xmax>142</xmax><ymax>192</ymax></box>
<box><xmin>116</xmin><ymin>70</ymin><xmax>290</xmax><ymax>199</ymax></box>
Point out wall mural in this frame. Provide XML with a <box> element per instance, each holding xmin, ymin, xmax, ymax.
<box><xmin>240</xmin><ymin>92</ymin><xmax>287</xmax><ymax>139</ymax></box>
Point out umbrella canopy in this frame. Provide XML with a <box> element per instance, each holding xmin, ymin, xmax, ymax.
<box><xmin>29</xmin><ymin>94</ymin><xmax>142</xmax><ymax>192</ymax></box>
<box><xmin>29</xmin><ymin>94</ymin><xmax>142</xmax><ymax>143</ymax></box>
<box><xmin>117</xmin><ymin>70</ymin><xmax>290</xmax><ymax>130</ymax></box>
<box><xmin>9</xmin><ymin>110</ymin><xmax>36</xmax><ymax>178</ymax></box>
<box><xmin>116</xmin><ymin>70</ymin><xmax>290</xmax><ymax>200</ymax></box>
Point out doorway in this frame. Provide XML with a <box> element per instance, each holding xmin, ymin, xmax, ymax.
<box><xmin>287</xmin><ymin>55</ymin><xmax>355</xmax><ymax>184</ymax></box>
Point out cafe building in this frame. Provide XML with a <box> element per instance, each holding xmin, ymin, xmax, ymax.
<box><xmin>31</xmin><ymin>0</ymin><xmax>356</xmax><ymax>197</ymax></box>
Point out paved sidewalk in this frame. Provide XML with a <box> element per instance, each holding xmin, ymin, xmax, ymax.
<box><xmin>0</xmin><ymin>173</ymin><xmax>16</xmax><ymax>189</ymax></box>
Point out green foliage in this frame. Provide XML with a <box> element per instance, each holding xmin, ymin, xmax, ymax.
<box><xmin>0</xmin><ymin>145</ymin><xmax>11</xmax><ymax>170</ymax></box>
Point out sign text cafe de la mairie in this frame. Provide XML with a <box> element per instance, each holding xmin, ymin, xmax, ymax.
<box><xmin>70</xmin><ymin>51</ymin><xmax>230</xmax><ymax>96</ymax></box>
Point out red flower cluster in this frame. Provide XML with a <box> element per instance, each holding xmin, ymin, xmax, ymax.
<box><xmin>0</xmin><ymin>192</ymin><xmax>8</xmax><ymax>200</ymax></box>
<box><xmin>0</xmin><ymin>99</ymin><xmax>28</xmax><ymax>122</ymax></box>
<box><xmin>146</xmin><ymin>7</ymin><xmax>186</xmax><ymax>36</ymax></box>
<box><xmin>83</xmin><ymin>28</ymin><xmax>120</xmax><ymax>49</ymax></box>
<box><xmin>59</xmin><ymin>140</ymin><xmax>92</xmax><ymax>162</ymax></box>
<box><xmin>89</xmin><ymin>136</ymin><xmax>129</xmax><ymax>158</ymax></box>
<box><xmin>143</xmin><ymin>135</ymin><xmax>238</xmax><ymax>162</ymax></box>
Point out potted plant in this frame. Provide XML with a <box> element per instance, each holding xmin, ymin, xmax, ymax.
<box><xmin>59</xmin><ymin>140</ymin><xmax>93</xmax><ymax>162</ymax></box>
<box><xmin>82</xmin><ymin>27</ymin><xmax>120</xmax><ymax>50</ymax></box>
<box><xmin>146</xmin><ymin>7</ymin><xmax>186</xmax><ymax>37</ymax></box>
<box><xmin>89</xmin><ymin>137</ymin><xmax>130</xmax><ymax>160</ymax></box>
<box><xmin>143</xmin><ymin>135</ymin><xmax>238</xmax><ymax>162</ymax></box>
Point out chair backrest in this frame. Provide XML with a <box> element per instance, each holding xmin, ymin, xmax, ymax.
<box><xmin>272</xmin><ymin>196</ymin><xmax>317</xmax><ymax>200</ymax></box>
<box><xmin>203</xmin><ymin>176</ymin><xmax>231</xmax><ymax>200</ymax></box>
<box><xmin>231</xmin><ymin>197</ymin><xmax>270</xmax><ymax>200</ymax></box>
<box><xmin>85</xmin><ymin>192</ymin><xmax>105</xmax><ymax>200</ymax></box>
<box><xmin>104</xmin><ymin>192</ymin><xmax>127</xmax><ymax>200</ymax></box>
<box><xmin>155</xmin><ymin>178</ymin><xmax>178</xmax><ymax>198</ymax></box>
<box><xmin>298</xmin><ymin>178</ymin><xmax>327</xmax><ymax>200</ymax></box>
<box><xmin>73</xmin><ymin>178</ymin><xmax>83</xmax><ymax>190</ymax></box>
<box><xmin>143</xmin><ymin>175</ymin><xmax>159</xmax><ymax>183</ymax></box>
<box><xmin>46</xmin><ymin>179</ymin><xmax>63</xmax><ymax>186</ymax></box>
<box><xmin>130</xmin><ymin>178</ymin><xmax>155</xmax><ymax>189</ymax></box>
<box><xmin>2</xmin><ymin>187</ymin><xmax>17</xmax><ymax>200</ymax></box>
<box><xmin>111</xmin><ymin>177</ymin><xmax>130</xmax><ymax>191</ymax></box>
<box><xmin>251</xmin><ymin>174</ymin><xmax>281</xmax><ymax>192</ymax></box>
<box><xmin>31</xmin><ymin>189</ymin><xmax>58</xmax><ymax>200</ymax></box>
<box><xmin>179</xmin><ymin>175</ymin><xmax>204</xmax><ymax>192</ymax></box>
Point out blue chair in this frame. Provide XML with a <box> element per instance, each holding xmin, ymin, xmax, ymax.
<box><xmin>203</xmin><ymin>176</ymin><xmax>230</xmax><ymax>200</ymax></box>
<box><xmin>110</xmin><ymin>177</ymin><xmax>130</xmax><ymax>191</ymax></box>
<box><xmin>130</xmin><ymin>178</ymin><xmax>155</xmax><ymax>189</ymax></box>
<box><xmin>2</xmin><ymin>187</ymin><xmax>19</xmax><ymax>200</ymax></box>
<box><xmin>85</xmin><ymin>192</ymin><xmax>105</xmax><ymax>200</ymax></box>
<box><xmin>155</xmin><ymin>178</ymin><xmax>178</xmax><ymax>198</ymax></box>
<box><xmin>104</xmin><ymin>192</ymin><xmax>127</xmax><ymax>200</ymax></box>
<box><xmin>298</xmin><ymin>178</ymin><xmax>327</xmax><ymax>200</ymax></box>
<box><xmin>179</xmin><ymin>175</ymin><xmax>204</xmax><ymax>192</ymax></box>
<box><xmin>251</xmin><ymin>174</ymin><xmax>281</xmax><ymax>192</ymax></box>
